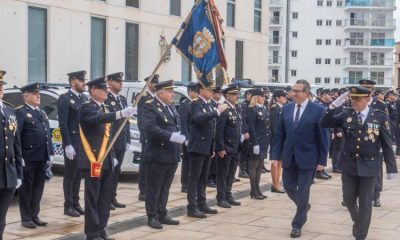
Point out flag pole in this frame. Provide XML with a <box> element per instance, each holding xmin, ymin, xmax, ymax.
<box><xmin>98</xmin><ymin>1</ymin><xmax>200</xmax><ymax>165</ymax></box>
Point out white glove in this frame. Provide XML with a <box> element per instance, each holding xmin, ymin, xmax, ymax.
<box><xmin>126</xmin><ymin>143</ymin><xmax>132</xmax><ymax>151</ymax></box>
<box><xmin>113</xmin><ymin>158</ymin><xmax>119</xmax><ymax>167</ymax></box>
<box><xmin>240</xmin><ymin>135</ymin><xmax>245</xmax><ymax>143</ymax></box>
<box><xmin>47</xmin><ymin>156</ymin><xmax>54</xmax><ymax>167</ymax></box>
<box><xmin>16</xmin><ymin>179</ymin><xmax>22</xmax><ymax>189</ymax></box>
<box><xmin>253</xmin><ymin>145</ymin><xmax>260</xmax><ymax>155</ymax></box>
<box><xmin>120</xmin><ymin>107</ymin><xmax>137</xmax><ymax>118</ymax></box>
<box><xmin>169</xmin><ymin>132</ymin><xmax>186</xmax><ymax>144</ymax></box>
<box><xmin>185</xmin><ymin>140</ymin><xmax>189</xmax><ymax>146</ymax></box>
<box><xmin>387</xmin><ymin>173</ymin><xmax>398</xmax><ymax>180</ymax></box>
<box><xmin>65</xmin><ymin>145</ymin><xmax>76</xmax><ymax>160</ymax></box>
<box><xmin>330</xmin><ymin>91</ymin><xmax>349</xmax><ymax>109</ymax></box>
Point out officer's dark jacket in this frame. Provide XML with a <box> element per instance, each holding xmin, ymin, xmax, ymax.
<box><xmin>16</xmin><ymin>104</ymin><xmax>53</xmax><ymax>162</ymax></box>
<box><xmin>187</xmin><ymin>97</ymin><xmax>218</xmax><ymax>155</ymax></box>
<box><xmin>247</xmin><ymin>105</ymin><xmax>271</xmax><ymax>150</ymax></box>
<box><xmin>178</xmin><ymin>98</ymin><xmax>192</xmax><ymax>138</ymax></box>
<box><xmin>57</xmin><ymin>90</ymin><xmax>88</xmax><ymax>147</ymax></box>
<box><xmin>0</xmin><ymin>105</ymin><xmax>23</xmax><ymax>189</ymax></box>
<box><xmin>238</xmin><ymin>100</ymin><xmax>250</xmax><ymax>134</ymax></box>
<box><xmin>137</xmin><ymin>92</ymin><xmax>154</xmax><ymax>143</ymax></box>
<box><xmin>141</xmin><ymin>97</ymin><xmax>181</xmax><ymax>163</ymax></box>
<box><xmin>215</xmin><ymin>101</ymin><xmax>241</xmax><ymax>154</ymax></box>
<box><xmin>386</xmin><ymin>101</ymin><xmax>397</xmax><ymax>123</ymax></box>
<box><xmin>269</xmin><ymin>103</ymin><xmax>282</xmax><ymax>138</ymax></box>
<box><xmin>320</xmin><ymin>107</ymin><xmax>398</xmax><ymax>177</ymax></box>
<box><xmin>371</xmin><ymin>98</ymin><xmax>388</xmax><ymax>114</ymax></box>
<box><xmin>104</xmin><ymin>92</ymin><xmax>131</xmax><ymax>151</ymax></box>
<box><xmin>79</xmin><ymin>100</ymin><xmax>117</xmax><ymax>170</ymax></box>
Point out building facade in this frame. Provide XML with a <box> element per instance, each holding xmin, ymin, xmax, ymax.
<box><xmin>395</xmin><ymin>41</ymin><xmax>400</xmax><ymax>87</ymax></box>
<box><xmin>0</xmin><ymin>0</ymin><xmax>269</xmax><ymax>87</ymax></box>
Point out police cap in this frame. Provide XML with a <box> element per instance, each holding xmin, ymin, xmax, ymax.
<box><xmin>349</xmin><ymin>86</ymin><xmax>371</xmax><ymax>97</ymax></box>
<box><xmin>87</xmin><ymin>77</ymin><xmax>108</xmax><ymax>89</ymax></box>
<box><xmin>0</xmin><ymin>70</ymin><xmax>7</xmax><ymax>85</ymax></box>
<box><xmin>222</xmin><ymin>84</ymin><xmax>240</xmax><ymax>94</ymax></box>
<box><xmin>67</xmin><ymin>70</ymin><xmax>87</xmax><ymax>81</ymax></box>
<box><xmin>21</xmin><ymin>83</ymin><xmax>40</xmax><ymax>93</ymax></box>
<box><xmin>155</xmin><ymin>80</ymin><xmax>176</xmax><ymax>91</ymax></box>
<box><xmin>107</xmin><ymin>72</ymin><xmax>124</xmax><ymax>82</ymax></box>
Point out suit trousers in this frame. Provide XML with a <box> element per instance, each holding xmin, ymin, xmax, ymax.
<box><xmin>145</xmin><ymin>162</ymin><xmax>178</xmax><ymax>218</ymax></box>
<box><xmin>373</xmin><ymin>153</ymin><xmax>383</xmax><ymax>202</ymax></box>
<box><xmin>63</xmin><ymin>141</ymin><xmax>83</xmax><ymax>209</ymax></box>
<box><xmin>187</xmin><ymin>152</ymin><xmax>211</xmax><ymax>209</ymax></box>
<box><xmin>111</xmin><ymin>149</ymin><xmax>126</xmax><ymax>199</ymax></box>
<box><xmin>0</xmin><ymin>188</ymin><xmax>15</xmax><ymax>239</ymax></box>
<box><xmin>216</xmin><ymin>152</ymin><xmax>239</xmax><ymax>201</ymax></box>
<box><xmin>208</xmin><ymin>156</ymin><xmax>216</xmax><ymax>183</ymax></box>
<box><xmin>342</xmin><ymin>173</ymin><xmax>376</xmax><ymax>240</ymax></box>
<box><xmin>282</xmin><ymin>158</ymin><xmax>315</xmax><ymax>229</ymax></box>
<box><xmin>331</xmin><ymin>137</ymin><xmax>344</xmax><ymax>170</ymax></box>
<box><xmin>19</xmin><ymin>161</ymin><xmax>46</xmax><ymax>222</ymax></box>
<box><xmin>84</xmin><ymin>169</ymin><xmax>114</xmax><ymax>240</ymax></box>
<box><xmin>138</xmin><ymin>143</ymin><xmax>146</xmax><ymax>195</ymax></box>
<box><xmin>180</xmin><ymin>145</ymin><xmax>190</xmax><ymax>190</ymax></box>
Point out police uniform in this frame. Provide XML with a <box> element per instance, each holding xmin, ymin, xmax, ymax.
<box><xmin>215</xmin><ymin>85</ymin><xmax>242</xmax><ymax>208</ymax></box>
<box><xmin>136</xmin><ymin>74</ymin><xmax>159</xmax><ymax>201</ymax></box>
<box><xmin>208</xmin><ymin>93</ymin><xmax>220</xmax><ymax>187</ymax></box>
<box><xmin>0</xmin><ymin>71</ymin><xmax>23</xmax><ymax>238</ymax></box>
<box><xmin>395</xmin><ymin>89</ymin><xmax>400</xmax><ymax>155</ymax></box>
<box><xmin>238</xmin><ymin>91</ymin><xmax>251</xmax><ymax>178</ymax></box>
<box><xmin>385</xmin><ymin>90</ymin><xmax>397</xmax><ymax>139</ymax></box>
<box><xmin>104</xmin><ymin>72</ymin><xmax>131</xmax><ymax>209</ymax></box>
<box><xmin>141</xmin><ymin>80</ymin><xmax>182</xmax><ymax>229</ymax></box>
<box><xmin>57</xmin><ymin>70</ymin><xmax>88</xmax><ymax>217</ymax></box>
<box><xmin>320</xmin><ymin>86</ymin><xmax>398</xmax><ymax>240</ymax></box>
<box><xmin>16</xmin><ymin>83</ymin><xmax>53</xmax><ymax>228</ymax></box>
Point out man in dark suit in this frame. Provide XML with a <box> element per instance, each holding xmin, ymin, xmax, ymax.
<box><xmin>57</xmin><ymin>70</ymin><xmax>88</xmax><ymax>217</ymax></box>
<box><xmin>79</xmin><ymin>77</ymin><xmax>135</xmax><ymax>240</ymax></box>
<box><xmin>0</xmin><ymin>71</ymin><xmax>23</xmax><ymax>239</ymax></box>
<box><xmin>105</xmin><ymin>72</ymin><xmax>131</xmax><ymax>209</ymax></box>
<box><xmin>136</xmin><ymin>74</ymin><xmax>159</xmax><ymax>201</ymax></box>
<box><xmin>178</xmin><ymin>83</ymin><xmax>200</xmax><ymax>193</ymax></box>
<box><xmin>141</xmin><ymin>80</ymin><xmax>185</xmax><ymax>229</ymax></box>
<box><xmin>238</xmin><ymin>90</ymin><xmax>252</xmax><ymax>178</ymax></box>
<box><xmin>320</xmin><ymin>86</ymin><xmax>398</xmax><ymax>240</ymax></box>
<box><xmin>208</xmin><ymin>87</ymin><xmax>222</xmax><ymax>187</ymax></box>
<box><xmin>186</xmin><ymin>84</ymin><xmax>228</xmax><ymax>218</ymax></box>
<box><xmin>271</xmin><ymin>79</ymin><xmax>329</xmax><ymax>238</ymax></box>
<box><xmin>16</xmin><ymin>83</ymin><xmax>54</xmax><ymax>229</ymax></box>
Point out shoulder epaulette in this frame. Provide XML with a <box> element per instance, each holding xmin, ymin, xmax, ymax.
<box><xmin>271</xmin><ymin>104</ymin><xmax>277</xmax><ymax>108</ymax></box>
<box><xmin>373</xmin><ymin>109</ymin><xmax>387</xmax><ymax>114</ymax></box>
<box><xmin>145</xmin><ymin>99</ymin><xmax>154</xmax><ymax>104</ymax></box>
<box><xmin>15</xmin><ymin>105</ymin><xmax>24</xmax><ymax>110</ymax></box>
<box><xmin>3</xmin><ymin>100</ymin><xmax>15</xmax><ymax>107</ymax></box>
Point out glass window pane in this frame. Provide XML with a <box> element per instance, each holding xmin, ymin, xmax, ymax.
<box><xmin>28</xmin><ymin>7</ymin><xmax>47</xmax><ymax>83</ymax></box>
<box><xmin>255</xmin><ymin>0</ymin><xmax>262</xmax><ymax>9</ymax></box>
<box><xmin>181</xmin><ymin>57</ymin><xmax>192</xmax><ymax>83</ymax></box>
<box><xmin>254</xmin><ymin>10</ymin><xmax>261</xmax><ymax>32</ymax></box>
<box><xmin>227</xmin><ymin>2</ymin><xmax>235</xmax><ymax>27</ymax></box>
<box><xmin>235</xmin><ymin>40</ymin><xmax>244</xmax><ymax>78</ymax></box>
<box><xmin>170</xmin><ymin>0</ymin><xmax>181</xmax><ymax>16</ymax></box>
<box><xmin>126</xmin><ymin>22</ymin><xmax>139</xmax><ymax>81</ymax></box>
<box><xmin>91</xmin><ymin>17</ymin><xmax>106</xmax><ymax>79</ymax></box>
<box><xmin>126</xmin><ymin>0</ymin><xmax>139</xmax><ymax>8</ymax></box>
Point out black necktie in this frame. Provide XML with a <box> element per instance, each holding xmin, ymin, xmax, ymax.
<box><xmin>357</xmin><ymin>112</ymin><xmax>363</xmax><ymax>124</ymax></box>
<box><xmin>294</xmin><ymin>104</ymin><xmax>301</xmax><ymax>125</ymax></box>
<box><xmin>101</xmin><ymin>104</ymin><xmax>106</xmax><ymax>113</ymax></box>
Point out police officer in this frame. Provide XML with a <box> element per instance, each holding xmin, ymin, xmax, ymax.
<box><xmin>0</xmin><ymin>71</ymin><xmax>23</xmax><ymax>238</ymax></box>
<box><xmin>186</xmin><ymin>84</ymin><xmax>228</xmax><ymax>218</ymax></box>
<box><xmin>16</xmin><ymin>83</ymin><xmax>54</xmax><ymax>228</ymax></box>
<box><xmin>105</xmin><ymin>72</ymin><xmax>131</xmax><ymax>209</ymax></box>
<box><xmin>395</xmin><ymin>87</ymin><xmax>400</xmax><ymax>156</ymax></box>
<box><xmin>385</xmin><ymin>90</ymin><xmax>398</xmax><ymax>139</ymax></box>
<box><xmin>215</xmin><ymin>84</ymin><xmax>242</xmax><ymax>208</ymax></box>
<box><xmin>79</xmin><ymin>77</ymin><xmax>135</xmax><ymax>240</ymax></box>
<box><xmin>141</xmin><ymin>80</ymin><xmax>184</xmax><ymax>229</ymax></box>
<box><xmin>238</xmin><ymin>89</ymin><xmax>252</xmax><ymax>178</ymax></box>
<box><xmin>57</xmin><ymin>70</ymin><xmax>88</xmax><ymax>217</ymax></box>
<box><xmin>178</xmin><ymin>83</ymin><xmax>200</xmax><ymax>193</ymax></box>
<box><xmin>320</xmin><ymin>86</ymin><xmax>398</xmax><ymax>240</ymax></box>
<box><xmin>136</xmin><ymin>74</ymin><xmax>159</xmax><ymax>201</ymax></box>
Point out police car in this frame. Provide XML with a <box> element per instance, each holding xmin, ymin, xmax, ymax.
<box><xmin>3</xmin><ymin>82</ymin><xmax>189</xmax><ymax>173</ymax></box>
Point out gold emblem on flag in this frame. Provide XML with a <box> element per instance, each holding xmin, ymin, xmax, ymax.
<box><xmin>188</xmin><ymin>27</ymin><xmax>215</xmax><ymax>59</ymax></box>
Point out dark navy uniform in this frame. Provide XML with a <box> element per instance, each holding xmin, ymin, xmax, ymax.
<box><xmin>0</xmin><ymin>71</ymin><xmax>23</xmax><ymax>238</ymax></box>
<box><xmin>320</xmin><ymin>86</ymin><xmax>398</xmax><ymax>240</ymax></box>
<box><xmin>178</xmin><ymin>97</ymin><xmax>192</xmax><ymax>192</ymax></box>
<box><xmin>386</xmin><ymin>100</ymin><xmax>397</xmax><ymax>138</ymax></box>
<box><xmin>16</xmin><ymin>83</ymin><xmax>54</xmax><ymax>226</ymax></box>
<box><xmin>208</xmin><ymin>98</ymin><xmax>219</xmax><ymax>186</ymax></box>
<box><xmin>395</xmin><ymin>98</ymin><xmax>400</xmax><ymax>155</ymax></box>
<box><xmin>57</xmin><ymin>70</ymin><xmax>88</xmax><ymax>216</ymax></box>
<box><xmin>238</xmin><ymin>98</ymin><xmax>250</xmax><ymax>177</ymax></box>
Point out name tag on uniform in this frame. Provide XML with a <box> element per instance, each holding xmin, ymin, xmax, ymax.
<box><xmin>90</xmin><ymin>162</ymin><xmax>102</xmax><ymax>178</ymax></box>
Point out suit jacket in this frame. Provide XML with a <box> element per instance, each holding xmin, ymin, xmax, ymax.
<box><xmin>0</xmin><ymin>105</ymin><xmax>23</xmax><ymax>189</ymax></box>
<box><xmin>320</xmin><ymin>107</ymin><xmax>398</xmax><ymax>177</ymax></box>
<box><xmin>215</xmin><ymin>101</ymin><xmax>242</xmax><ymax>154</ymax></box>
<box><xmin>16</xmin><ymin>104</ymin><xmax>53</xmax><ymax>162</ymax></box>
<box><xmin>141</xmin><ymin>97</ymin><xmax>181</xmax><ymax>163</ymax></box>
<box><xmin>247</xmin><ymin>105</ymin><xmax>271</xmax><ymax>151</ymax></box>
<box><xmin>271</xmin><ymin>101</ymin><xmax>329</xmax><ymax>169</ymax></box>
<box><xmin>137</xmin><ymin>92</ymin><xmax>154</xmax><ymax>143</ymax></box>
<box><xmin>178</xmin><ymin>98</ymin><xmax>192</xmax><ymax>139</ymax></box>
<box><xmin>79</xmin><ymin>100</ymin><xmax>117</xmax><ymax>170</ymax></box>
<box><xmin>104</xmin><ymin>92</ymin><xmax>131</xmax><ymax>151</ymax></box>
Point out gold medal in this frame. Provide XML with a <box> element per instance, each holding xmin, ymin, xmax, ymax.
<box><xmin>367</xmin><ymin>128</ymin><xmax>373</xmax><ymax>134</ymax></box>
<box><xmin>27</xmin><ymin>113</ymin><xmax>32</xmax><ymax>118</ymax></box>
<box><xmin>111</xmin><ymin>101</ymin><xmax>116</xmax><ymax>106</ymax></box>
<box><xmin>368</xmin><ymin>134</ymin><xmax>374</xmax><ymax>141</ymax></box>
<box><xmin>9</xmin><ymin>125</ymin><xmax>14</xmax><ymax>131</ymax></box>
<box><xmin>346</xmin><ymin>117</ymin><xmax>352</xmax><ymax>123</ymax></box>
<box><xmin>70</xmin><ymin>99</ymin><xmax>75</xmax><ymax>104</ymax></box>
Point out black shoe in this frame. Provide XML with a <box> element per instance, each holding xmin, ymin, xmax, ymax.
<box><xmin>290</xmin><ymin>228</ymin><xmax>302</xmax><ymax>238</ymax></box>
<box><xmin>199</xmin><ymin>205</ymin><xmax>218</xmax><ymax>214</ymax></box>
<box><xmin>159</xmin><ymin>215</ymin><xmax>180</xmax><ymax>225</ymax></box>
<box><xmin>75</xmin><ymin>205</ymin><xmax>85</xmax><ymax>215</ymax></box>
<box><xmin>32</xmin><ymin>217</ymin><xmax>48</xmax><ymax>226</ymax></box>
<box><xmin>187</xmin><ymin>208</ymin><xmax>207</xmax><ymax>218</ymax></box>
<box><xmin>234</xmin><ymin>178</ymin><xmax>240</xmax><ymax>182</ymax></box>
<box><xmin>227</xmin><ymin>198</ymin><xmax>241</xmax><ymax>206</ymax></box>
<box><xmin>341</xmin><ymin>201</ymin><xmax>346</xmax><ymax>207</ymax></box>
<box><xmin>322</xmin><ymin>171</ymin><xmax>332</xmax><ymax>179</ymax></box>
<box><xmin>308</xmin><ymin>204</ymin><xmax>311</xmax><ymax>212</ymax></box>
<box><xmin>207</xmin><ymin>181</ymin><xmax>217</xmax><ymax>188</ymax></box>
<box><xmin>138</xmin><ymin>194</ymin><xmax>145</xmax><ymax>201</ymax></box>
<box><xmin>181</xmin><ymin>187</ymin><xmax>188</xmax><ymax>193</ymax></box>
<box><xmin>238</xmin><ymin>172</ymin><xmax>249</xmax><ymax>178</ymax></box>
<box><xmin>217</xmin><ymin>200</ymin><xmax>231</xmax><ymax>208</ymax></box>
<box><xmin>110</xmin><ymin>204</ymin><xmax>116</xmax><ymax>211</ymax></box>
<box><xmin>112</xmin><ymin>199</ymin><xmax>126</xmax><ymax>208</ymax></box>
<box><xmin>373</xmin><ymin>199</ymin><xmax>381</xmax><ymax>207</ymax></box>
<box><xmin>332</xmin><ymin>169</ymin><xmax>342</xmax><ymax>174</ymax></box>
<box><xmin>315</xmin><ymin>171</ymin><xmax>330</xmax><ymax>180</ymax></box>
<box><xmin>271</xmin><ymin>186</ymin><xmax>286</xmax><ymax>193</ymax></box>
<box><xmin>353</xmin><ymin>222</ymin><xmax>358</xmax><ymax>238</ymax></box>
<box><xmin>64</xmin><ymin>207</ymin><xmax>80</xmax><ymax>217</ymax></box>
<box><xmin>147</xmin><ymin>218</ymin><xmax>163</xmax><ymax>229</ymax></box>
<box><xmin>21</xmin><ymin>221</ymin><xmax>36</xmax><ymax>229</ymax></box>
<box><xmin>250</xmin><ymin>193</ymin><xmax>264</xmax><ymax>200</ymax></box>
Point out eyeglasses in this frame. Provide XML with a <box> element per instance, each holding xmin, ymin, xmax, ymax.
<box><xmin>291</xmin><ymin>89</ymin><xmax>305</xmax><ymax>94</ymax></box>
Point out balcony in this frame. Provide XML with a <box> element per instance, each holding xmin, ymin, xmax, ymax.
<box><xmin>270</xmin><ymin>0</ymin><xmax>283</xmax><ymax>7</ymax></box>
<box><xmin>269</xmin><ymin>16</ymin><xmax>283</xmax><ymax>26</ymax></box>
<box><xmin>343</xmin><ymin>38</ymin><xmax>395</xmax><ymax>49</ymax></box>
<box><xmin>268</xmin><ymin>56</ymin><xmax>282</xmax><ymax>65</ymax></box>
<box><xmin>269</xmin><ymin>75</ymin><xmax>282</xmax><ymax>83</ymax></box>
<box><xmin>345</xmin><ymin>0</ymin><xmax>396</xmax><ymax>9</ymax></box>
<box><xmin>370</xmin><ymin>58</ymin><xmax>394</xmax><ymax>67</ymax></box>
<box><xmin>343</xmin><ymin>18</ymin><xmax>396</xmax><ymax>29</ymax></box>
<box><xmin>370</xmin><ymin>38</ymin><xmax>396</xmax><ymax>46</ymax></box>
<box><xmin>344</xmin><ymin>57</ymin><xmax>369</xmax><ymax>66</ymax></box>
<box><xmin>343</xmin><ymin>58</ymin><xmax>394</xmax><ymax>68</ymax></box>
<box><xmin>343</xmin><ymin>77</ymin><xmax>393</xmax><ymax>85</ymax></box>
<box><xmin>269</xmin><ymin>36</ymin><xmax>282</xmax><ymax>46</ymax></box>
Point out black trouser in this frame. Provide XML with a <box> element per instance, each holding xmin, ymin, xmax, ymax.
<box><xmin>208</xmin><ymin>156</ymin><xmax>217</xmax><ymax>183</ymax></box>
<box><xmin>83</xmin><ymin>168</ymin><xmax>114</xmax><ymax>240</ymax></box>
<box><xmin>19</xmin><ymin>161</ymin><xmax>46</xmax><ymax>222</ymax></box>
<box><xmin>0</xmin><ymin>188</ymin><xmax>15</xmax><ymax>239</ymax></box>
<box><xmin>187</xmin><ymin>153</ymin><xmax>211</xmax><ymax>209</ymax></box>
<box><xmin>342</xmin><ymin>173</ymin><xmax>376</xmax><ymax>240</ymax></box>
<box><xmin>111</xmin><ymin>149</ymin><xmax>125</xmax><ymax>200</ymax></box>
<box><xmin>216</xmin><ymin>152</ymin><xmax>239</xmax><ymax>201</ymax></box>
<box><xmin>63</xmin><ymin>142</ymin><xmax>82</xmax><ymax>209</ymax></box>
<box><xmin>331</xmin><ymin>137</ymin><xmax>344</xmax><ymax>171</ymax></box>
<box><xmin>239</xmin><ymin>140</ymin><xmax>250</xmax><ymax>174</ymax></box>
<box><xmin>145</xmin><ymin>162</ymin><xmax>178</xmax><ymax>219</ymax></box>
<box><xmin>138</xmin><ymin>143</ymin><xmax>146</xmax><ymax>196</ymax></box>
<box><xmin>396</xmin><ymin>122</ymin><xmax>400</xmax><ymax>155</ymax></box>
<box><xmin>181</xmin><ymin>145</ymin><xmax>190</xmax><ymax>190</ymax></box>
<box><xmin>390</xmin><ymin>121</ymin><xmax>396</xmax><ymax>140</ymax></box>
<box><xmin>373</xmin><ymin>153</ymin><xmax>383</xmax><ymax>202</ymax></box>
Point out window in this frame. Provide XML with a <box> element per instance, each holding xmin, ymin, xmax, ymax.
<box><xmin>316</xmin><ymin>19</ymin><xmax>323</xmax><ymax>26</ymax></box>
<box><xmin>254</xmin><ymin>0</ymin><xmax>262</xmax><ymax>32</ymax></box>
<box><xmin>370</xmin><ymin>52</ymin><xmax>385</xmax><ymax>65</ymax></box>
<box><xmin>235</xmin><ymin>40</ymin><xmax>243</xmax><ymax>78</ymax></box>
<box><xmin>327</xmin><ymin>0</ymin><xmax>333</xmax><ymax>6</ymax></box>
<box><xmin>126</xmin><ymin>0</ymin><xmax>139</xmax><ymax>8</ymax></box>
<box><xmin>28</xmin><ymin>7</ymin><xmax>47</xmax><ymax>83</ymax></box>
<box><xmin>398</xmin><ymin>54</ymin><xmax>400</xmax><ymax>62</ymax></box>
<box><xmin>349</xmin><ymin>32</ymin><xmax>365</xmax><ymax>46</ymax></box>
<box><xmin>335</xmin><ymin>58</ymin><xmax>341</xmax><ymax>64</ymax></box>
<box><xmin>125</xmin><ymin>22</ymin><xmax>139</xmax><ymax>81</ymax></box>
<box><xmin>324</xmin><ymin>77</ymin><xmax>330</xmax><ymax>83</ymax></box>
<box><xmin>170</xmin><ymin>0</ymin><xmax>181</xmax><ymax>16</ymax></box>
<box><xmin>371</xmin><ymin>71</ymin><xmax>384</xmax><ymax>85</ymax></box>
<box><xmin>336</xmin><ymin>39</ymin><xmax>342</xmax><ymax>45</ymax></box>
<box><xmin>291</xmin><ymin>50</ymin><xmax>298</xmax><ymax>57</ymax></box>
<box><xmin>272</xmin><ymin>69</ymin><xmax>279</xmax><ymax>82</ymax></box>
<box><xmin>317</xmin><ymin>0</ymin><xmax>323</xmax><ymax>6</ymax></box>
<box><xmin>181</xmin><ymin>58</ymin><xmax>192</xmax><ymax>83</ymax></box>
<box><xmin>325</xmin><ymin>58</ymin><xmax>331</xmax><ymax>64</ymax></box>
<box><xmin>227</xmin><ymin>0</ymin><xmax>235</xmax><ymax>27</ymax></box>
<box><xmin>336</xmin><ymin>20</ymin><xmax>342</xmax><ymax>26</ymax></box>
<box><xmin>350</xmin><ymin>52</ymin><xmax>365</xmax><ymax>65</ymax></box>
<box><xmin>325</xmin><ymin>39</ymin><xmax>331</xmax><ymax>45</ymax></box>
<box><xmin>315</xmin><ymin>77</ymin><xmax>321</xmax><ymax>84</ymax></box>
<box><xmin>316</xmin><ymin>39</ymin><xmax>323</xmax><ymax>45</ymax></box>
<box><xmin>337</xmin><ymin>0</ymin><xmax>343</xmax><ymax>6</ymax></box>
<box><xmin>91</xmin><ymin>17</ymin><xmax>106</xmax><ymax>79</ymax></box>
<box><xmin>326</xmin><ymin>20</ymin><xmax>332</xmax><ymax>26</ymax></box>
<box><xmin>316</xmin><ymin>58</ymin><xmax>322</xmax><ymax>64</ymax></box>
<box><xmin>291</xmin><ymin>70</ymin><xmax>297</xmax><ymax>77</ymax></box>
<box><xmin>292</xmin><ymin>31</ymin><xmax>298</xmax><ymax>38</ymax></box>
<box><xmin>292</xmin><ymin>12</ymin><xmax>298</xmax><ymax>19</ymax></box>
<box><xmin>334</xmin><ymin>77</ymin><xmax>340</xmax><ymax>84</ymax></box>
<box><xmin>349</xmin><ymin>71</ymin><xmax>363</xmax><ymax>84</ymax></box>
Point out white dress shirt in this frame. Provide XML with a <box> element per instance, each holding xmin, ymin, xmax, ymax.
<box><xmin>357</xmin><ymin>106</ymin><xmax>369</xmax><ymax>125</ymax></box>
